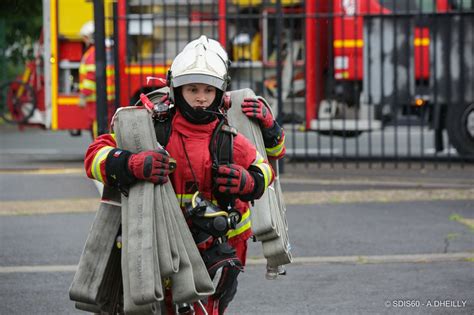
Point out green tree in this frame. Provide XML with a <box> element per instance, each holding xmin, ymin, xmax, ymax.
<box><xmin>0</xmin><ymin>0</ymin><xmax>43</xmax><ymax>80</ymax></box>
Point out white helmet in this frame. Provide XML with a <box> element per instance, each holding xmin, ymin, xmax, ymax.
<box><xmin>181</xmin><ymin>35</ymin><xmax>230</xmax><ymax>71</ymax></box>
<box><xmin>79</xmin><ymin>21</ymin><xmax>95</xmax><ymax>41</ymax></box>
<box><xmin>168</xmin><ymin>35</ymin><xmax>230</xmax><ymax>99</ymax></box>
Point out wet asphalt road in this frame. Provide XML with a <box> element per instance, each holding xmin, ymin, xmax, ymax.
<box><xmin>1</xmin><ymin>125</ymin><xmax>473</xmax><ymax>314</ymax></box>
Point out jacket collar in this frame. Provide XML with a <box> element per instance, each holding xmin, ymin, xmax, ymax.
<box><xmin>172</xmin><ymin>109</ymin><xmax>218</xmax><ymax>138</ymax></box>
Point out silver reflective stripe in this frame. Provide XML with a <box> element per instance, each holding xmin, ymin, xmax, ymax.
<box><xmin>235</xmin><ymin>211</ymin><xmax>250</xmax><ymax>231</ymax></box>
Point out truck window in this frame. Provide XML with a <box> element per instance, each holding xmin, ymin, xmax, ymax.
<box><xmin>378</xmin><ymin>0</ymin><xmax>419</xmax><ymax>13</ymax></box>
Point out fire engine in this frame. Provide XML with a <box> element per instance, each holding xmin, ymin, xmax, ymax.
<box><xmin>1</xmin><ymin>0</ymin><xmax>473</xmax><ymax>156</ymax></box>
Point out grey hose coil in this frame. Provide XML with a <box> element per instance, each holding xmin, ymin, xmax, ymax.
<box><xmin>70</xmin><ymin>107</ymin><xmax>214</xmax><ymax>314</ymax></box>
<box><xmin>227</xmin><ymin>88</ymin><xmax>292</xmax><ymax>268</ymax></box>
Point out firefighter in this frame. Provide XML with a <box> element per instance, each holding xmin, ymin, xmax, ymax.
<box><xmin>84</xmin><ymin>36</ymin><xmax>277</xmax><ymax>314</ymax></box>
<box><xmin>78</xmin><ymin>21</ymin><xmax>115</xmax><ymax>138</ymax></box>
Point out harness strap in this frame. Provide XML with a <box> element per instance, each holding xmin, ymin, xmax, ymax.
<box><xmin>154</xmin><ymin>118</ymin><xmax>172</xmax><ymax>147</ymax></box>
<box><xmin>210</xmin><ymin>118</ymin><xmax>237</xmax><ymax>211</ymax></box>
<box><xmin>212</xmin><ymin>120</ymin><xmax>237</xmax><ymax>167</ymax></box>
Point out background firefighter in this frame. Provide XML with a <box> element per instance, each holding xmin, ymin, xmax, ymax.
<box><xmin>84</xmin><ymin>36</ymin><xmax>283</xmax><ymax>314</ymax></box>
<box><xmin>78</xmin><ymin>21</ymin><xmax>116</xmax><ymax>139</ymax></box>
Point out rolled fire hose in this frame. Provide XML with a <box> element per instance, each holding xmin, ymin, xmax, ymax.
<box><xmin>227</xmin><ymin>88</ymin><xmax>292</xmax><ymax>268</ymax></box>
<box><xmin>69</xmin><ymin>185</ymin><xmax>124</xmax><ymax>313</ymax></box>
<box><xmin>69</xmin><ymin>107</ymin><xmax>214</xmax><ymax>314</ymax></box>
<box><xmin>115</xmin><ymin>107</ymin><xmax>214</xmax><ymax>312</ymax></box>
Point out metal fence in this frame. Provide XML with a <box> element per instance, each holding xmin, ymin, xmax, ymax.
<box><xmin>112</xmin><ymin>0</ymin><xmax>474</xmax><ymax>165</ymax></box>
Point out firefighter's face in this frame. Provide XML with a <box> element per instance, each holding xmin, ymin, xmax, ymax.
<box><xmin>181</xmin><ymin>83</ymin><xmax>216</xmax><ymax>109</ymax></box>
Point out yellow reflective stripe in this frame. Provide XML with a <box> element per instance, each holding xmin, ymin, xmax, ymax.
<box><xmin>83</xmin><ymin>64</ymin><xmax>96</xmax><ymax>72</ymax></box>
<box><xmin>227</xmin><ymin>209</ymin><xmax>251</xmax><ymax>238</ymax></box>
<box><xmin>174</xmin><ymin>194</ymin><xmax>195</xmax><ymax>199</ymax></box>
<box><xmin>91</xmin><ymin>146</ymin><xmax>113</xmax><ymax>182</ymax></box>
<box><xmin>266</xmin><ymin>139</ymin><xmax>285</xmax><ymax>156</ymax></box>
<box><xmin>107</xmin><ymin>92</ymin><xmax>115</xmax><ymax>99</ymax></box>
<box><xmin>125</xmin><ymin>66</ymin><xmax>168</xmax><ymax>75</ymax></box>
<box><xmin>253</xmin><ymin>152</ymin><xmax>273</xmax><ymax>188</ymax></box>
<box><xmin>82</xmin><ymin>79</ymin><xmax>96</xmax><ymax>91</ymax></box>
<box><xmin>79</xmin><ymin>65</ymin><xmax>112</xmax><ymax>75</ymax></box>
<box><xmin>57</xmin><ymin>96</ymin><xmax>80</xmax><ymax>105</ymax></box>
<box><xmin>85</xmin><ymin>95</ymin><xmax>96</xmax><ymax>102</ymax></box>
<box><xmin>334</xmin><ymin>39</ymin><xmax>363</xmax><ymax>48</ymax></box>
<box><xmin>17</xmin><ymin>67</ymin><xmax>31</xmax><ymax>97</ymax></box>
<box><xmin>176</xmin><ymin>194</ymin><xmax>220</xmax><ymax>207</ymax></box>
<box><xmin>266</xmin><ymin>144</ymin><xmax>284</xmax><ymax>157</ymax></box>
<box><xmin>176</xmin><ymin>193</ymin><xmax>194</xmax><ymax>207</ymax></box>
<box><xmin>255</xmin><ymin>151</ymin><xmax>265</xmax><ymax>164</ymax></box>
<box><xmin>414</xmin><ymin>37</ymin><xmax>429</xmax><ymax>46</ymax></box>
<box><xmin>79</xmin><ymin>65</ymin><xmax>95</xmax><ymax>75</ymax></box>
<box><xmin>92</xmin><ymin>121</ymin><xmax>98</xmax><ymax>139</ymax></box>
<box><xmin>176</xmin><ymin>194</ymin><xmax>195</xmax><ymax>199</ymax></box>
<box><xmin>234</xmin><ymin>209</ymin><xmax>250</xmax><ymax>230</ymax></box>
<box><xmin>254</xmin><ymin>162</ymin><xmax>272</xmax><ymax>188</ymax></box>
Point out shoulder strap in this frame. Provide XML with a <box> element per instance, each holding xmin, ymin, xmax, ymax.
<box><xmin>210</xmin><ymin>118</ymin><xmax>238</xmax><ymax>210</ymax></box>
<box><xmin>210</xmin><ymin>118</ymin><xmax>237</xmax><ymax>167</ymax></box>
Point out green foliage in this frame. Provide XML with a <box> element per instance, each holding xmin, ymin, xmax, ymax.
<box><xmin>0</xmin><ymin>0</ymin><xmax>43</xmax><ymax>80</ymax></box>
<box><xmin>446</xmin><ymin>233</ymin><xmax>459</xmax><ymax>241</ymax></box>
<box><xmin>449</xmin><ymin>213</ymin><xmax>462</xmax><ymax>222</ymax></box>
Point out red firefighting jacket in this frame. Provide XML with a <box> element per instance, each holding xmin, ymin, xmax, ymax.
<box><xmin>84</xmin><ymin>109</ymin><xmax>275</xmax><ymax>243</ymax></box>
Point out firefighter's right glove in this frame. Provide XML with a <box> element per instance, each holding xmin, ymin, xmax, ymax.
<box><xmin>216</xmin><ymin>164</ymin><xmax>255</xmax><ymax>196</ymax></box>
<box><xmin>127</xmin><ymin>150</ymin><xmax>172</xmax><ymax>184</ymax></box>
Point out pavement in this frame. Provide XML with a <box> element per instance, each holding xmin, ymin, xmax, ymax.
<box><xmin>0</xmin><ymin>123</ymin><xmax>473</xmax><ymax>314</ymax></box>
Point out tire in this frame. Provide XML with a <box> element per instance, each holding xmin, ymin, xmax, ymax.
<box><xmin>446</xmin><ymin>102</ymin><xmax>474</xmax><ymax>157</ymax></box>
<box><xmin>0</xmin><ymin>80</ymin><xmax>37</xmax><ymax>124</ymax></box>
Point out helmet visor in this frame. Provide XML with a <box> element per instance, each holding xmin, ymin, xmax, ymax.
<box><xmin>172</xmin><ymin>73</ymin><xmax>226</xmax><ymax>91</ymax></box>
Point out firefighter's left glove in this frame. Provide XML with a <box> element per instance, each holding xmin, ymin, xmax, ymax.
<box><xmin>216</xmin><ymin>164</ymin><xmax>255</xmax><ymax>196</ymax></box>
<box><xmin>127</xmin><ymin>150</ymin><xmax>172</xmax><ymax>184</ymax></box>
<box><xmin>241</xmin><ymin>97</ymin><xmax>274</xmax><ymax>129</ymax></box>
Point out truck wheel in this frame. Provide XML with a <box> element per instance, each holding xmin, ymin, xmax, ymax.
<box><xmin>0</xmin><ymin>80</ymin><xmax>36</xmax><ymax>124</ymax></box>
<box><xmin>446</xmin><ymin>102</ymin><xmax>474</xmax><ymax>156</ymax></box>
